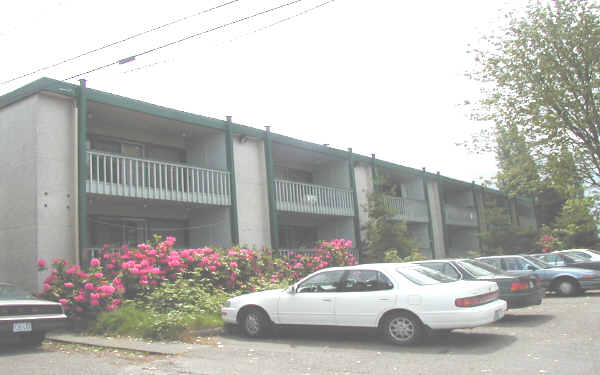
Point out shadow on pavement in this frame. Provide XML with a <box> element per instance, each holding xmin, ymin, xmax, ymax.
<box><xmin>491</xmin><ymin>313</ymin><xmax>554</xmax><ymax>327</ymax></box>
<box><xmin>222</xmin><ymin>325</ymin><xmax>516</xmax><ymax>355</ymax></box>
<box><xmin>0</xmin><ymin>342</ymin><xmax>46</xmax><ymax>356</ymax></box>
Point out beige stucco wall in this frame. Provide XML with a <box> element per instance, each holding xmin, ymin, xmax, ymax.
<box><xmin>233</xmin><ymin>136</ymin><xmax>271</xmax><ymax>249</ymax></box>
<box><xmin>426</xmin><ymin>178</ymin><xmax>446</xmax><ymax>259</ymax></box>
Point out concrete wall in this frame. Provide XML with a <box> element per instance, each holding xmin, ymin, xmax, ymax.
<box><xmin>313</xmin><ymin>159</ymin><xmax>350</xmax><ymax>189</ymax></box>
<box><xmin>0</xmin><ymin>93</ymin><xmax>77</xmax><ymax>292</ymax></box>
<box><xmin>426</xmin><ymin>179</ymin><xmax>446</xmax><ymax>259</ymax></box>
<box><xmin>353</xmin><ymin>163</ymin><xmax>372</xmax><ymax>239</ymax></box>
<box><xmin>233</xmin><ymin>137</ymin><xmax>271</xmax><ymax>249</ymax></box>
<box><xmin>445</xmin><ymin>188</ymin><xmax>474</xmax><ymax>207</ymax></box>
<box><xmin>186</xmin><ymin>132</ymin><xmax>226</xmax><ymax>170</ymax></box>
<box><xmin>189</xmin><ymin>206</ymin><xmax>231</xmax><ymax>248</ymax></box>
<box><xmin>88</xmin><ymin>123</ymin><xmax>185</xmax><ymax>150</ymax></box>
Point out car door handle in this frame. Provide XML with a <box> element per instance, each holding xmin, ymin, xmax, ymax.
<box><xmin>321</xmin><ymin>298</ymin><xmax>332</xmax><ymax>302</ymax></box>
<box><xmin>377</xmin><ymin>298</ymin><xmax>391</xmax><ymax>301</ymax></box>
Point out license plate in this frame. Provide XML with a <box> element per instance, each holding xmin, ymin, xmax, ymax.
<box><xmin>494</xmin><ymin>309</ymin><xmax>505</xmax><ymax>321</ymax></box>
<box><xmin>13</xmin><ymin>322</ymin><xmax>32</xmax><ymax>333</ymax></box>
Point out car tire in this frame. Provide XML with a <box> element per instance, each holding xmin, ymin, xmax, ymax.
<box><xmin>555</xmin><ymin>279</ymin><xmax>579</xmax><ymax>297</ymax></box>
<box><xmin>240</xmin><ymin>307</ymin><xmax>271</xmax><ymax>338</ymax></box>
<box><xmin>381</xmin><ymin>312</ymin><xmax>423</xmax><ymax>346</ymax></box>
<box><xmin>22</xmin><ymin>332</ymin><xmax>45</xmax><ymax>346</ymax></box>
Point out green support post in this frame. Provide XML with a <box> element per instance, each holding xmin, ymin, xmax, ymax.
<box><xmin>348</xmin><ymin>148</ymin><xmax>362</xmax><ymax>259</ymax></box>
<box><xmin>77</xmin><ymin>79</ymin><xmax>88</xmax><ymax>266</ymax></box>
<box><xmin>422</xmin><ymin>168</ymin><xmax>435</xmax><ymax>258</ymax></box>
<box><xmin>264</xmin><ymin>126</ymin><xmax>279</xmax><ymax>250</ymax></box>
<box><xmin>225</xmin><ymin>117</ymin><xmax>239</xmax><ymax>245</ymax></box>
<box><xmin>370</xmin><ymin>154</ymin><xmax>377</xmax><ymax>192</ymax></box>
<box><xmin>437</xmin><ymin>172</ymin><xmax>448</xmax><ymax>257</ymax></box>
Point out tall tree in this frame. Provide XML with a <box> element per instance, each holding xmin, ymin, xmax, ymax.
<box><xmin>471</xmin><ymin>0</ymin><xmax>600</xmax><ymax>188</ymax></box>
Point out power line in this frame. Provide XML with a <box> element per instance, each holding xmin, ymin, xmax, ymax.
<box><xmin>64</xmin><ymin>0</ymin><xmax>306</xmax><ymax>81</ymax></box>
<box><xmin>0</xmin><ymin>0</ymin><xmax>242</xmax><ymax>85</ymax></box>
<box><xmin>122</xmin><ymin>0</ymin><xmax>336</xmax><ymax>75</ymax></box>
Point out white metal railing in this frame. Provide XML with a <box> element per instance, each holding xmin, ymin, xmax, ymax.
<box><xmin>384</xmin><ymin>196</ymin><xmax>429</xmax><ymax>222</ymax></box>
<box><xmin>278</xmin><ymin>248</ymin><xmax>359</xmax><ymax>262</ymax></box>
<box><xmin>86</xmin><ymin>150</ymin><xmax>231</xmax><ymax>205</ymax></box>
<box><xmin>274</xmin><ymin>179</ymin><xmax>355</xmax><ymax>216</ymax></box>
<box><xmin>445</xmin><ymin>204</ymin><xmax>478</xmax><ymax>227</ymax></box>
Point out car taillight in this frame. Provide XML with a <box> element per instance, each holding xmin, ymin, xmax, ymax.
<box><xmin>455</xmin><ymin>291</ymin><xmax>499</xmax><ymax>307</ymax></box>
<box><xmin>511</xmin><ymin>280</ymin><xmax>530</xmax><ymax>291</ymax></box>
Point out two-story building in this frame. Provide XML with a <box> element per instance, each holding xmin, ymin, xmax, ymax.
<box><xmin>0</xmin><ymin>78</ymin><xmax>538</xmax><ymax>291</ymax></box>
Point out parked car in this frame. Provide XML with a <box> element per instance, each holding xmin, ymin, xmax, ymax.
<box><xmin>530</xmin><ymin>252</ymin><xmax>600</xmax><ymax>271</ymax></box>
<box><xmin>413</xmin><ymin>259</ymin><xmax>544</xmax><ymax>309</ymax></box>
<box><xmin>222</xmin><ymin>263</ymin><xmax>507</xmax><ymax>345</ymax></box>
<box><xmin>554</xmin><ymin>249</ymin><xmax>600</xmax><ymax>262</ymax></box>
<box><xmin>0</xmin><ymin>282</ymin><xmax>67</xmax><ymax>346</ymax></box>
<box><xmin>477</xmin><ymin>255</ymin><xmax>600</xmax><ymax>296</ymax></box>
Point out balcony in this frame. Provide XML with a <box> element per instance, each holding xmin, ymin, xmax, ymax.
<box><xmin>86</xmin><ymin>150</ymin><xmax>231</xmax><ymax>205</ymax></box>
<box><xmin>384</xmin><ymin>196</ymin><xmax>429</xmax><ymax>222</ymax></box>
<box><xmin>274</xmin><ymin>179</ymin><xmax>355</xmax><ymax>216</ymax></box>
<box><xmin>445</xmin><ymin>204</ymin><xmax>478</xmax><ymax>227</ymax></box>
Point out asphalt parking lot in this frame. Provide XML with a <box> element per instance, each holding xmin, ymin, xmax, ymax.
<box><xmin>4</xmin><ymin>292</ymin><xmax>600</xmax><ymax>375</ymax></box>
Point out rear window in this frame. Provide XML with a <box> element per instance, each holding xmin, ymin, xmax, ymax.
<box><xmin>396</xmin><ymin>266</ymin><xmax>457</xmax><ymax>285</ymax></box>
<box><xmin>458</xmin><ymin>259</ymin><xmax>502</xmax><ymax>277</ymax></box>
<box><xmin>0</xmin><ymin>284</ymin><xmax>36</xmax><ymax>300</ymax></box>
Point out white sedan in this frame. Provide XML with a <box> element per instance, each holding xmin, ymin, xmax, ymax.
<box><xmin>221</xmin><ymin>263</ymin><xmax>507</xmax><ymax>345</ymax></box>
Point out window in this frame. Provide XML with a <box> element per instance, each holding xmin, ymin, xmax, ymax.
<box><xmin>571</xmin><ymin>251</ymin><xmax>592</xmax><ymax>259</ymax></box>
<box><xmin>503</xmin><ymin>257</ymin><xmax>532</xmax><ymax>271</ymax></box>
<box><xmin>538</xmin><ymin>254</ymin><xmax>564</xmax><ymax>267</ymax></box>
<box><xmin>297</xmin><ymin>270</ymin><xmax>345</xmax><ymax>293</ymax></box>
<box><xmin>479</xmin><ymin>258</ymin><xmax>502</xmax><ymax>269</ymax></box>
<box><xmin>341</xmin><ymin>270</ymin><xmax>394</xmax><ymax>292</ymax></box>
<box><xmin>419</xmin><ymin>262</ymin><xmax>460</xmax><ymax>280</ymax></box>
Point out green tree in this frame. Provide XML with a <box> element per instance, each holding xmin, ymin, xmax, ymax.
<box><xmin>470</xmin><ymin>0</ymin><xmax>600</xmax><ymax>189</ymax></box>
<box><xmin>551</xmin><ymin>197</ymin><xmax>599</xmax><ymax>248</ymax></box>
<box><xmin>361</xmin><ymin>178</ymin><xmax>417</xmax><ymax>262</ymax></box>
<box><xmin>478</xmin><ymin>194</ymin><xmax>537</xmax><ymax>255</ymax></box>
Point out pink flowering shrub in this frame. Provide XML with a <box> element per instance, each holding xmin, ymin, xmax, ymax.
<box><xmin>38</xmin><ymin>237</ymin><xmax>357</xmax><ymax>319</ymax></box>
<box><xmin>36</xmin><ymin>258</ymin><xmax>121</xmax><ymax>319</ymax></box>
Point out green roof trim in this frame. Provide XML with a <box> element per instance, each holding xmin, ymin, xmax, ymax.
<box><xmin>0</xmin><ymin>77</ymin><xmax>532</xmax><ymax>202</ymax></box>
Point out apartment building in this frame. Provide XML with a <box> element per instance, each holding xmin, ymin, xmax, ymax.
<box><xmin>0</xmin><ymin>78</ymin><xmax>538</xmax><ymax>291</ymax></box>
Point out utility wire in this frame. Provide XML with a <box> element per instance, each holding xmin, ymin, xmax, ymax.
<box><xmin>64</xmin><ymin>0</ymin><xmax>305</xmax><ymax>81</ymax></box>
<box><xmin>123</xmin><ymin>0</ymin><xmax>336</xmax><ymax>75</ymax></box>
<box><xmin>0</xmin><ymin>0</ymin><xmax>242</xmax><ymax>85</ymax></box>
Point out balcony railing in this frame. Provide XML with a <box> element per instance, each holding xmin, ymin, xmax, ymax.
<box><xmin>445</xmin><ymin>204</ymin><xmax>478</xmax><ymax>227</ymax></box>
<box><xmin>384</xmin><ymin>196</ymin><xmax>429</xmax><ymax>222</ymax></box>
<box><xmin>274</xmin><ymin>179</ymin><xmax>355</xmax><ymax>216</ymax></box>
<box><xmin>86</xmin><ymin>150</ymin><xmax>231</xmax><ymax>205</ymax></box>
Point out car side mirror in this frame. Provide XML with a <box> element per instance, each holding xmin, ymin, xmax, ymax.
<box><xmin>288</xmin><ymin>286</ymin><xmax>296</xmax><ymax>294</ymax></box>
<box><xmin>527</xmin><ymin>265</ymin><xmax>536</xmax><ymax>271</ymax></box>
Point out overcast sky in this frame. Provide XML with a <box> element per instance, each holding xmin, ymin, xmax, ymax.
<box><xmin>1</xmin><ymin>0</ymin><xmax>526</xmax><ymax>184</ymax></box>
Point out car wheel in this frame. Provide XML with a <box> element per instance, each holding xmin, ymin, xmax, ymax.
<box><xmin>382</xmin><ymin>312</ymin><xmax>423</xmax><ymax>345</ymax></box>
<box><xmin>555</xmin><ymin>279</ymin><xmax>579</xmax><ymax>296</ymax></box>
<box><xmin>22</xmin><ymin>332</ymin><xmax>45</xmax><ymax>346</ymax></box>
<box><xmin>240</xmin><ymin>308</ymin><xmax>271</xmax><ymax>338</ymax></box>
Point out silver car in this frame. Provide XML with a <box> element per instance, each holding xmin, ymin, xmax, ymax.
<box><xmin>477</xmin><ymin>255</ymin><xmax>600</xmax><ymax>296</ymax></box>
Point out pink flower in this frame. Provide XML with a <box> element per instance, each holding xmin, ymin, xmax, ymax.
<box><xmin>229</xmin><ymin>262</ymin><xmax>238</xmax><ymax>268</ymax></box>
<box><xmin>90</xmin><ymin>293</ymin><xmax>100</xmax><ymax>299</ymax></box>
<box><xmin>58</xmin><ymin>298</ymin><xmax>68</xmax><ymax>305</ymax></box>
<box><xmin>37</xmin><ymin>259</ymin><xmax>46</xmax><ymax>268</ymax></box>
<box><xmin>84</xmin><ymin>282</ymin><xmax>95</xmax><ymax>291</ymax></box>
<box><xmin>106</xmin><ymin>304</ymin><xmax>117</xmax><ymax>311</ymax></box>
<box><xmin>95</xmin><ymin>272</ymin><xmax>104</xmax><ymax>278</ymax></box>
<box><xmin>43</xmin><ymin>283</ymin><xmax>51</xmax><ymax>292</ymax></box>
<box><xmin>209</xmin><ymin>265</ymin><xmax>217</xmax><ymax>271</ymax></box>
<box><xmin>90</xmin><ymin>258</ymin><xmax>101</xmax><ymax>267</ymax></box>
<box><xmin>112</xmin><ymin>299</ymin><xmax>121</xmax><ymax>305</ymax></box>
<box><xmin>294</xmin><ymin>262</ymin><xmax>303</xmax><ymax>269</ymax></box>
<box><xmin>90</xmin><ymin>299</ymin><xmax>99</xmax><ymax>306</ymax></box>
<box><xmin>64</xmin><ymin>282</ymin><xmax>73</xmax><ymax>288</ymax></box>
<box><xmin>76</xmin><ymin>306</ymin><xmax>83</xmax><ymax>312</ymax></box>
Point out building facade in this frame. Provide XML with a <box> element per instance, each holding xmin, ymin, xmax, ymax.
<box><xmin>0</xmin><ymin>78</ymin><xmax>538</xmax><ymax>291</ymax></box>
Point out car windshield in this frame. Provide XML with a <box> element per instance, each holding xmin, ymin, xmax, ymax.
<box><xmin>458</xmin><ymin>260</ymin><xmax>502</xmax><ymax>277</ymax></box>
<box><xmin>396</xmin><ymin>266</ymin><xmax>457</xmax><ymax>285</ymax></box>
<box><xmin>523</xmin><ymin>255</ymin><xmax>551</xmax><ymax>269</ymax></box>
<box><xmin>0</xmin><ymin>284</ymin><xmax>36</xmax><ymax>300</ymax></box>
<box><xmin>563</xmin><ymin>253</ymin><xmax>588</xmax><ymax>262</ymax></box>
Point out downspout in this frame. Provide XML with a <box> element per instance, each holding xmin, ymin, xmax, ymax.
<box><xmin>422</xmin><ymin>168</ymin><xmax>435</xmax><ymax>259</ymax></box>
<box><xmin>224</xmin><ymin>116</ymin><xmax>239</xmax><ymax>245</ymax></box>
<box><xmin>77</xmin><ymin>79</ymin><xmax>88</xmax><ymax>266</ymax></box>
<box><xmin>348</xmin><ymin>148</ymin><xmax>362</xmax><ymax>260</ymax></box>
<box><xmin>370</xmin><ymin>154</ymin><xmax>377</xmax><ymax>192</ymax></box>
<box><xmin>471</xmin><ymin>182</ymin><xmax>483</xmax><ymax>253</ymax></box>
<box><xmin>264</xmin><ymin>126</ymin><xmax>279</xmax><ymax>250</ymax></box>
